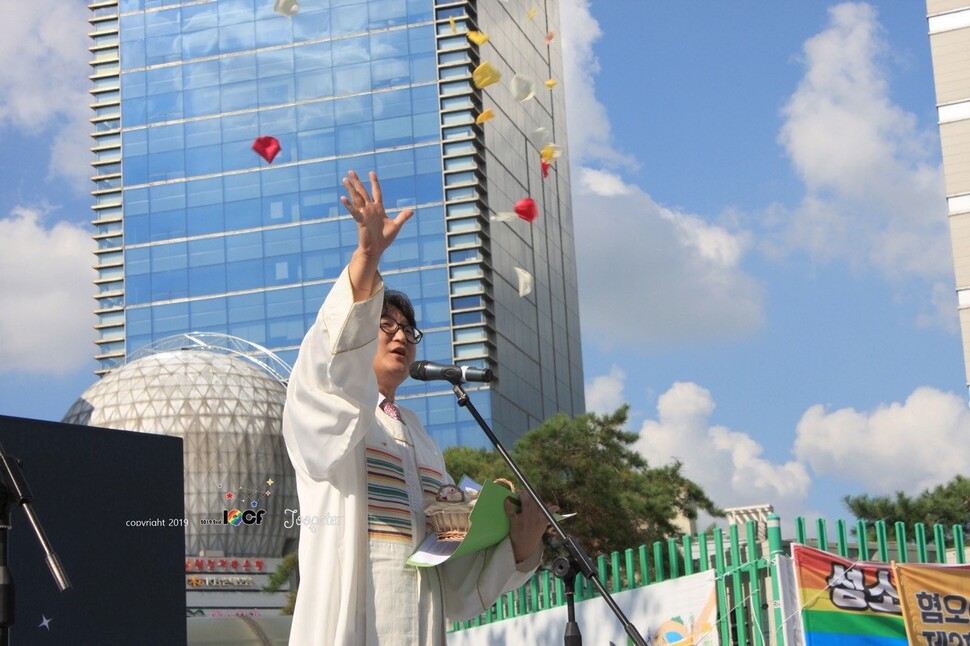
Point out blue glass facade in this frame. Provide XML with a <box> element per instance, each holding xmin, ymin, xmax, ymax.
<box><xmin>92</xmin><ymin>0</ymin><xmax>584</xmax><ymax>449</ymax></box>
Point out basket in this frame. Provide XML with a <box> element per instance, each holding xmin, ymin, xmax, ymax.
<box><xmin>424</xmin><ymin>479</ymin><xmax>515</xmax><ymax>542</ymax></box>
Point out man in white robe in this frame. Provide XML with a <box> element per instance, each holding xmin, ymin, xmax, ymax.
<box><xmin>283</xmin><ymin>171</ymin><xmax>548</xmax><ymax>644</ymax></box>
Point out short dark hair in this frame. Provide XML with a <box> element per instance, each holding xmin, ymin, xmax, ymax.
<box><xmin>382</xmin><ymin>289</ymin><xmax>417</xmax><ymax>328</ymax></box>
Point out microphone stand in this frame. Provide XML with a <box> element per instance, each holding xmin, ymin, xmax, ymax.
<box><xmin>0</xmin><ymin>445</ymin><xmax>72</xmax><ymax>645</ymax></box>
<box><xmin>449</xmin><ymin>383</ymin><xmax>647</xmax><ymax>646</ymax></box>
<box><xmin>553</xmin><ymin>556</ymin><xmax>582</xmax><ymax>645</ymax></box>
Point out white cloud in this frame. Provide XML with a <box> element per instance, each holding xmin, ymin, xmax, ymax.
<box><xmin>574</xmin><ymin>171</ymin><xmax>764</xmax><ymax>350</ymax></box>
<box><xmin>0</xmin><ymin>0</ymin><xmax>91</xmax><ymax>191</ymax></box>
<box><xmin>794</xmin><ymin>386</ymin><xmax>970</xmax><ymax>494</ymax></box>
<box><xmin>577</xmin><ymin>168</ymin><xmax>632</xmax><ymax>197</ymax></box>
<box><xmin>917</xmin><ymin>281</ymin><xmax>960</xmax><ymax>334</ymax></box>
<box><xmin>560</xmin><ymin>3</ymin><xmax>764</xmax><ymax>349</ymax></box>
<box><xmin>559</xmin><ymin>0</ymin><xmax>636</xmax><ymax>169</ymax></box>
<box><xmin>629</xmin><ymin>381</ymin><xmax>970</xmax><ymax>526</ymax></box>
<box><xmin>49</xmin><ymin>109</ymin><xmax>97</xmax><ymax>194</ymax></box>
<box><xmin>636</xmin><ymin>382</ymin><xmax>812</xmax><ymax>520</ymax></box>
<box><xmin>585</xmin><ymin>365</ymin><xmax>626</xmax><ymax>414</ymax></box>
<box><xmin>774</xmin><ymin>2</ymin><xmax>950</xmax><ymax>284</ymax></box>
<box><xmin>0</xmin><ymin>208</ymin><xmax>96</xmax><ymax>375</ymax></box>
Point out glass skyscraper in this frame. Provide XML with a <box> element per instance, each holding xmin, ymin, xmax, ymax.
<box><xmin>88</xmin><ymin>0</ymin><xmax>584</xmax><ymax>447</ymax></box>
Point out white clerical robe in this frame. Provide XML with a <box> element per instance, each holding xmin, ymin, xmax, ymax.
<box><xmin>282</xmin><ymin>267</ymin><xmax>539</xmax><ymax>645</ymax></box>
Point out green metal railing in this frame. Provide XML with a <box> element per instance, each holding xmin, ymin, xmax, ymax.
<box><xmin>450</xmin><ymin>516</ymin><xmax>969</xmax><ymax>645</ymax></box>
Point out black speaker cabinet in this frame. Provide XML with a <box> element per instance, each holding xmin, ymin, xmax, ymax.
<box><xmin>0</xmin><ymin>415</ymin><xmax>185</xmax><ymax>645</ymax></box>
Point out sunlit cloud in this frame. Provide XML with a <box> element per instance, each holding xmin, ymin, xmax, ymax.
<box><xmin>0</xmin><ymin>207</ymin><xmax>96</xmax><ymax>375</ymax></box>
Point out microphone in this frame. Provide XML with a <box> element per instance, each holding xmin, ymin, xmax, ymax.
<box><xmin>409</xmin><ymin>361</ymin><xmax>493</xmax><ymax>384</ymax></box>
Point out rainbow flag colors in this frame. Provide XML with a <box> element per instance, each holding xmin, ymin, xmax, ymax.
<box><xmin>792</xmin><ymin>544</ymin><xmax>907</xmax><ymax>645</ymax></box>
<box><xmin>893</xmin><ymin>561</ymin><xmax>970</xmax><ymax>644</ymax></box>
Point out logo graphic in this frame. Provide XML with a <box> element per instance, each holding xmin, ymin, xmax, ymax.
<box><xmin>199</xmin><ymin>475</ymin><xmax>275</xmax><ymax>526</ymax></box>
<box><xmin>223</xmin><ymin>508</ymin><xmax>266</xmax><ymax>526</ymax></box>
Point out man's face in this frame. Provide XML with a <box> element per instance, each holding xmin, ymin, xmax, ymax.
<box><xmin>372</xmin><ymin>305</ymin><xmax>417</xmax><ymax>392</ymax></box>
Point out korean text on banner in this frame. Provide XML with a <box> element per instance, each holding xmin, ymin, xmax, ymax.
<box><xmin>791</xmin><ymin>544</ymin><xmax>907</xmax><ymax>645</ymax></box>
<box><xmin>892</xmin><ymin>561</ymin><xmax>970</xmax><ymax>645</ymax></box>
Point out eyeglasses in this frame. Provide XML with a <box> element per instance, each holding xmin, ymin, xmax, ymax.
<box><xmin>379</xmin><ymin>317</ymin><xmax>423</xmax><ymax>344</ymax></box>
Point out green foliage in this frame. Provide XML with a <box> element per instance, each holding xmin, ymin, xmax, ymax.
<box><xmin>440</xmin><ymin>445</ymin><xmax>511</xmax><ymax>486</ymax></box>
<box><xmin>263</xmin><ymin>551</ymin><xmax>298</xmax><ymax>615</ymax></box>
<box><xmin>443</xmin><ymin>406</ymin><xmax>723</xmax><ymax>558</ymax></box>
<box><xmin>844</xmin><ymin>475</ymin><xmax>970</xmax><ymax>539</ymax></box>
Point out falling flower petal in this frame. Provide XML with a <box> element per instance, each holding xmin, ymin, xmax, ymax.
<box><xmin>513</xmin><ymin>267</ymin><xmax>534</xmax><ymax>296</ymax></box>
<box><xmin>511</xmin><ymin>74</ymin><xmax>536</xmax><ymax>102</ymax></box>
<box><xmin>449</xmin><ymin>16</ymin><xmax>457</xmax><ymax>33</ymax></box>
<box><xmin>530</xmin><ymin>127</ymin><xmax>553</xmax><ymax>148</ymax></box>
<box><xmin>274</xmin><ymin>0</ymin><xmax>299</xmax><ymax>16</ymax></box>
<box><xmin>472</xmin><ymin>61</ymin><xmax>501</xmax><ymax>89</ymax></box>
<box><xmin>545</xmin><ymin>31</ymin><xmax>555</xmax><ymax>45</ymax></box>
<box><xmin>467</xmin><ymin>30</ymin><xmax>489</xmax><ymax>46</ymax></box>
<box><xmin>490</xmin><ymin>211</ymin><xmax>516</xmax><ymax>222</ymax></box>
<box><xmin>527</xmin><ymin>7</ymin><xmax>537</xmax><ymax>20</ymax></box>
<box><xmin>252</xmin><ymin>136</ymin><xmax>281</xmax><ymax>163</ymax></box>
<box><xmin>541</xmin><ymin>159</ymin><xmax>552</xmax><ymax>178</ymax></box>
<box><xmin>540</xmin><ymin>144</ymin><xmax>562</xmax><ymax>163</ymax></box>
<box><xmin>476</xmin><ymin>108</ymin><xmax>495</xmax><ymax>124</ymax></box>
<box><xmin>514</xmin><ymin>197</ymin><xmax>538</xmax><ymax>223</ymax></box>
<box><xmin>545</xmin><ymin>79</ymin><xmax>557</xmax><ymax>89</ymax></box>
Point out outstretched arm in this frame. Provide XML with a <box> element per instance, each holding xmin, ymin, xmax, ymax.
<box><xmin>282</xmin><ymin>170</ymin><xmax>414</xmax><ymax>480</ymax></box>
<box><xmin>341</xmin><ymin>170</ymin><xmax>414</xmax><ymax>302</ymax></box>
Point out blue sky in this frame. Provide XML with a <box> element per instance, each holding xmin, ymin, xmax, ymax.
<box><xmin>0</xmin><ymin>0</ymin><xmax>967</xmax><ymax>528</ymax></box>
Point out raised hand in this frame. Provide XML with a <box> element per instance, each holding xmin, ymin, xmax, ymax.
<box><xmin>341</xmin><ymin>170</ymin><xmax>414</xmax><ymax>300</ymax></box>
<box><xmin>341</xmin><ymin>170</ymin><xmax>414</xmax><ymax>261</ymax></box>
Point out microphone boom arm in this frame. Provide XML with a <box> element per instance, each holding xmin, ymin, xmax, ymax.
<box><xmin>449</xmin><ymin>384</ymin><xmax>647</xmax><ymax>646</ymax></box>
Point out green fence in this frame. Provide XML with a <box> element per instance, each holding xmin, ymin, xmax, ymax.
<box><xmin>450</xmin><ymin>516</ymin><xmax>969</xmax><ymax>645</ymax></box>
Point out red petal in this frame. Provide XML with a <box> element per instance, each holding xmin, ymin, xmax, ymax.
<box><xmin>252</xmin><ymin>136</ymin><xmax>281</xmax><ymax>163</ymax></box>
<box><xmin>514</xmin><ymin>197</ymin><xmax>538</xmax><ymax>223</ymax></box>
<box><xmin>541</xmin><ymin>159</ymin><xmax>551</xmax><ymax>178</ymax></box>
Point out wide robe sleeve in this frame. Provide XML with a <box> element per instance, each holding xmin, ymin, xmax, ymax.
<box><xmin>282</xmin><ymin>266</ymin><xmax>384</xmax><ymax>481</ymax></box>
<box><xmin>437</xmin><ymin>534</ymin><xmax>542</xmax><ymax>622</ymax></box>
<box><xmin>397</xmin><ymin>412</ymin><xmax>543</xmax><ymax>624</ymax></box>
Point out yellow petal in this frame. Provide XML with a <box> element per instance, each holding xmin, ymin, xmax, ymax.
<box><xmin>527</xmin><ymin>7</ymin><xmax>537</xmax><ymax>20</ymax></box>
<box><xmin>540</xmin><ymin>144</ymin><xmax>563</xmax><ymax>163</ymax></box>
<box><xmin>545</xmin><ymin>79</ymin><xmax>557</xmax><ymax>89</ymax></box>
<box><xmin>475</xmin><ymin>108</ymin><xmax>495</xmax><ymax>124</ymax></box>
<box><xmin>449</xmin><ymin>16</ymin><xmax>456</xmax><ymax>34</ymax></box>
<box><xmin>472</xmin><ymin>61</ymin><xmax>501</xmax><ymax>89</ymax></box>
<box><xmin>467</xmin><ymin>30</ymin><xmax>489</xmax><ymax>46</ymax></box>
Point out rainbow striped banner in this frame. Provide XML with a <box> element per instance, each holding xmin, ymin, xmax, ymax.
<box><xmin>792</xmin><ymin>544</ymin><xmax>907</xmax><ymax>645</ymax></box>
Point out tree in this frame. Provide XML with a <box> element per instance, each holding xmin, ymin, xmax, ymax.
<box><xmin>443</xmin><ymin>406</ymin><xmax>722</xmax><ymax>557</ymax></box>
<box><xmin>263</xmin><ymin>551</ymin><xmax>298</xmax><ymax>615</ymax></box>
<box><xmin>844</xmin><ymin>475</ymin><xmax>970</xmax><ymax>539</ymax></box>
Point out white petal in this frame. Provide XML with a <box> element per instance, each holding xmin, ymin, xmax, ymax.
<box><xmin>513</xmin><ymin>267</ymin><xmax>534</xmax><ymax>297</ymax></box>
<box><xmin>274</xmin><ymin>0</ymin><xmax>299</xmax><ymax>16</ymax></box>
<box><xmin>530</xmin><ymin>127</ymin><xmax>553</xmax><ymax>148</ymax></box>
<box><xmin>511</xmin><ymin>74</ymin><xmax>536</xmax><ymax>102</ymax></box>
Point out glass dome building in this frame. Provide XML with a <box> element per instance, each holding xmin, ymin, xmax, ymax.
<box><xmin>62</xmin><ymin>333</ymin><xmax>296</xmax><ymax>557</ymax></box>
